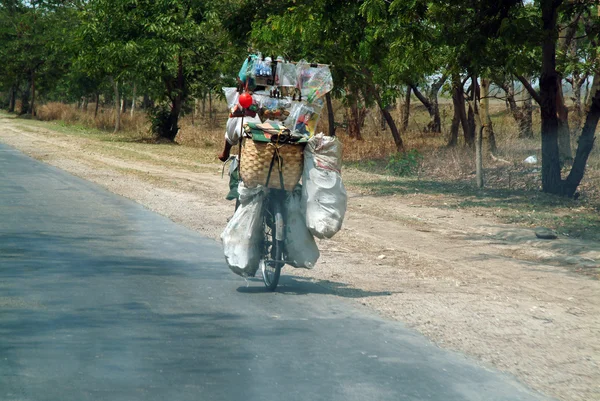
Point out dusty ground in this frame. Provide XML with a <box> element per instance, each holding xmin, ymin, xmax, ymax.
<box><xmin>1</xmin><ymin>115</ymin><xmax>599</xmax><ymax>401</ymax></box>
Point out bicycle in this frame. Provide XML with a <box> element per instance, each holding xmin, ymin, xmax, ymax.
<box><xmin>227</xmin><ymin>159</ymin><xmax>288</xmax><ymax>291</ymax></box>
<box><xmin>258</xmin><ymin>188</ymin><xmax>286</xmax><ymax>291</ymax></box>
<box><xmin>223</xmin><ymin>126</ymin><xmax>304</xmax><ymax>292</ymax></box>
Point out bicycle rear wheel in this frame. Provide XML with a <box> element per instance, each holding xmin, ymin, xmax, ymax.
<box><xmin>261</xmin><ymin>193</ymin><xmax>285</xmax><ymax>291</ymax></box>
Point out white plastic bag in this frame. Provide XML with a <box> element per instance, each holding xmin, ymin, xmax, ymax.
<box><xmin>221</xmin><ymin>182</ymin><xmax>267</xmax><ymax>277</ymax></box>
<box><xmin>285</xmin><ymin>188</ymin><xmax>319</xmax><ymax>268</ymax></box>
<box><xmin>223</xmin><ymin>87</ymin><xmax>239</xmax><ymax>110</ymax></box>
<box><xmin>302</xmin><ymin>133</ymin><xmax>347</xmax><ymax>239</ymax></box>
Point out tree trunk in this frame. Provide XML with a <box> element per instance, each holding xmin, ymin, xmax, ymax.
<box><xmin>208</xmin><ymin>90</ymin><xmax>213</xmax><ymax>124</ymax></box>
<box><xmin>539</xmin><ymin>1</ymin><xmax>562</xmax><ymax>194</ymax></box>
<box><xmin>584</xmin><ymin>77</ymin><xmax>591</xmax><ymax>107</ymax></box>
<box><xmin>453</xmin><ymin>76</ymin><xmax>471</xmax><ymax>146</ymax></box>
<box><xmin>201</xmin><ymin>91</ymin><xmax>206</xmax><ymax>118</ymax></box>
<box><xmin>20</xmin><ymin>78</ymin><xmax>31</xmax><ymax>115</ymax></box>
<box><xmin>30</xmin><ymin>70</ymin><xmax>36</xmax><ymax>117</ymax></box>
<box><xmin>481</xmin><ymin>78</ymin><xmax>497</xmax><ymax>153</ymax></box>
<box><xmin>83</xmin><ymin>96</ymin><xmax>89</xmax><ymax>112</ymax></box>
<box><xmin>130</xmin><ymin>83</ymin><xmax>136</xmax><ymax>117</ymax></box>
<box><xmin>326</xmin><ymin>92</ymin><xmax>335</xmax><ymax>136</ymax></box>
<box><xmin>8</xmin><ymin>84</ymin><xmax>16</xmax><ymax>113</ymax></box>
<box><xmin>411</xmin><ymin>76</ymin><xmax>446</xmax><ymax>133</ymax></box>
<box><xmin>563</xmin><ymin>74</ymin><xmax>600</xmax><ymax>197</ymax></box>
<box><xmin>192</xmin><ymin>97</ymin><xmax>198</xmax><ymax>126</ymax></box>
<box><xmin>521</xmin><ymin>89</ymin><xmax>534</xmax><ymax>139</ymax></box>
<box><xmin>572</xmin><ymin>78</ymin><xmax>584</xmax><ymax>133</ymax></box>
<box><xmin>467</xmin><ymin>102</ymin><xmax>476</xmax><ymax>147</ymax></box>
<box><xmin>346</xmin><ymin>99</ymin><xmax>364</xmax><ymax>140</ymax></box>
<box><xmin>428</xmin><ymin>89</ymin><xmax>441</xmax><ymax>133</ymax></box>
<box><xmin>142</xmin><ymin>94</ymin><xmax>151</xmax><ymax>110</ymax></box>
<box><xmin>109</xmin><ymin>76</ymin><xmax>121</xmax><ymax>133</ymax></box>
<box><xmin>368</xmin><ymin>83</ymin><xmax>403</xmax><ymax>151</ymax></box>
<box><xmin>448</xmin><ymin>76</ymin><xmax>462</xmax><ymax>147</ymax></box>
<box><xmin>121</xmin><ymin>93</ymin><xmax>127</xmax><ymax>114</ymax></box>
<box><xmin>157</xmin><ymin>54</ymin><xmax>186</xmax><ymax>141</ymax></box>
<box><xmin>94</xmin><ymin>93</ymin><xmax>100</xmax><ymax>119</ymax></box>
<box><xmin>468</xmin><ymin>76</ymin><xmax>484</xmax><ymax>188</ymax></box>
<box><xmin>501</xmin><ymin>78</ymin><xmax>534</xmax><ymax>139</ymax></box>
<box><xmin>401</xmin><ymin>86</ymin><xmax>411</xmax><ymax>132</ymax></box>
<box><xmin>556</xmin><ymin>81</ymin><xmax>573</xmax><ymax>162</ymax></box>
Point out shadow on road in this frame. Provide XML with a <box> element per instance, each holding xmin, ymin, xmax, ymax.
<box><xmin>236</xmin><ymin>275</ymin><xmax>395</xmax><ymax>298</ymax></box>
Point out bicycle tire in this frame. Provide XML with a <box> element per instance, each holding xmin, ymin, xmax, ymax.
<box><xmin>262</xmin><ymin>194</ymin><xmax>284</xmax><ymax>291</ymax></box>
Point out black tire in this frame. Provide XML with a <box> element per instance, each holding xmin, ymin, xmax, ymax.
<box><xmin>262</xmin><ymin>194</ymin><xmax>284</xmax><ymax>291</ymax></box>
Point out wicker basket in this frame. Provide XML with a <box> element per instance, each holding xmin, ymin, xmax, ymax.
<box><xmin>240</xmin><ymin>139</ymin><xmax>305</xmax><ymax>191</ymax></box>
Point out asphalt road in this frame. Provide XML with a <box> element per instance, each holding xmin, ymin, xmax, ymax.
<box><xmin>0</xmin><ymin>143</ymin><xmax>552</xmax><ymax>401</ymax></box>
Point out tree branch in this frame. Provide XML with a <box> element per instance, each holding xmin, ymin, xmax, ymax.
<box><xmin>410</xmin><ymin>84</ymin><xmax>432</xmax><ymax>110</ymax></box>
<box><xmin>516</xmin><ymin>75</ymin><xmax>542</xmax><ymax>105</ymax></box>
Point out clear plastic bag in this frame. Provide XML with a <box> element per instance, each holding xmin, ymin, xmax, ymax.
<box><xmin>221</xmin><ymin>182</ymin><xmax>268</xmax><ymax>277</ymax></box>
<box><xmin>295</xmin><ymin>60</ymin><xmax>334</xmax><ymax>102</ymax></box>
<box><xmin>302</xmin><ymin>66</ymin><xmax>334</xmax><ymax>102</ymax></box>
<box><xmin>284</xmin><ymin>100</ymin><xmax>324</xmax><ymax>137</ymax></box>
<box><xmin>302</xmin><ymin>133</ymin><xmax>347</xmax><ymax>239</ymax></box>
<box><xmin>284</xmin><ymin>187</ymin><xmax>319</xmax><ymax>269</ymax></box>
<box><xmin>257</xmin><ymin>95</ymin><xmax>292</xmax><ymax>122</ymax></box>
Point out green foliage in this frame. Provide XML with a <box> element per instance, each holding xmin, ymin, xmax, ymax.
<box><xmin>386</xmin><ymin>150</ymin><xmax>423</xmax><ymax>177</ymax></box>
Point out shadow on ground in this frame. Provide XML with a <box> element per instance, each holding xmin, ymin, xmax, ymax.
<box><xmin>350</xmin><ymin>176</ymin><xmax>600</xmax><ymax>242</ymax></box>
<box><xmin>237</xmin><ymin>275</ymin><xmax>395</xmax><ymax>298</ymax></box>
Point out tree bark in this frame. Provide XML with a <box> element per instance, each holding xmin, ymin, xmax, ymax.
<box><xmin>94</xmin><ymin>92</ymin><xmax>100</xmax><ymax>119</ymax></box>
<box><xmin>410</xmin><ymin>75</ymin><xmax>446</xmax><ymax>133</ymax></box>
<box><xmin>448</xmin><ymin>75</ymin><xmax>462</xmax><ymax>147</ymax></box>
<box><xmin>109</xmin><ymin>76</ymin><xmax>121</xmax><ymax>133</ymax></box>
<box><xmin>539</xmin><ymin>0</ymin><xmax>563</xmax><ymax>194</ymax></box>
<box><xmin>401</xmin><ymin>86</ymin><xmax>411</xmax><ymax>132</ymax></box>
<box><xmin>30</xmin><ymin>70</ymin><xmax>36</xmax><ymax>117</ymax></box>
<box><xmin>555</xmin><ymin>7</ymin><xmax>580</xmax><ymax>161</ymax></box>
<box><xmin>467</xmin><ymin>102</ymin><xmax>476</xmax><ymax>147</ymax></box>
<box><xmin>521</xmin><ymin>86</ymin><xmax>534</xmax><ymax>139</ymax></box>
<box><xmin>468</xmin><ymin>76</ymin><xmax>484</xmax><ymax>188</ymax></box>
<box><xmin>368</xmin><ymin>83</ymin><xmax>403</xmax><ymax>151</ymax></box>
<box><xmin>571</xmin><ymin>78</ymin><xmax>584</xmax><ymax>131</ymax></box>
<box><xmin>326</xmin><ymin>92</ymin><xmax>335</xmax><ymax>136</ymax></box>
<box><xmin>452</xmin><ymin>75</ymin><xmax>471</xmax><ymax>146</ymax></box>
<box><xmin>142</xmin><ymin>94</ymin><xmax>151</xmax><ymax>110</ymax></box>
<box><xmin>563</xmin><ymin>74</ymin><xmax>600</xmax><ymax>197</ymax></box>
<box><xmin>481</xmin><ymin>78</ymin><xmax>497</xmax><ymax>153</ymax></box>
<box><xmin>130</xmin><ymin>83</ymin><xmax>136</xmax><ymax>117</ymax></box>
<box><xmin>121</xmin><ymin>93</ymin><xmax>127</xmax><ymax>114</ymax></box>
<box><xmin>208</xmin><ymin>90</ymin><xmax>213</xmax><ymax>124</ymax></box>
<box><xmin>8</xmin><ymin>84</ymin><xmax>16</xmax><ymax>113</ymax></box>
<box><xmin>19</xmin><ymin>77</ymin><xmax>31</xmax><ymax>115</ymax></box>
<box><xmin>556</xmin><ymin>81</ymin><xmax>573</xmax><ymax>162</ymax></box>
<box><xmin>346</xmin><ymin>99</ymin><xmax>365</xmax><ymax>140</ymax></box>
<box><xmin>157</xmin><ymin>53</ymin><xmax>186</xmax><ymax>141</ymax></box>
<box><xmin>498</xmin><ymin>79</ymin><xmax>534</xmax><ymax>139</ymax></box>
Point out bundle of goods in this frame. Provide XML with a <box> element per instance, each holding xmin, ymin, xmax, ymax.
<box><xmin>221</xmin><ymin>52</ymin><xmax>346</xmax><ymax>277</ymax></box>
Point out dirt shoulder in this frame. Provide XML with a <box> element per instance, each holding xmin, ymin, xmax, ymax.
<box><xmin>1</xmin><ymin>115</ymin><xmax>599</xmax><ymax>401</ymax></box>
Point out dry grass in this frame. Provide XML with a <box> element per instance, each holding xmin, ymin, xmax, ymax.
<box><xmin>36</xmin><ymin>102</ymin><xmax>149</xmax><ymax>134</ymax></box>
<box><xmin>32</xmin><ymin>100</ymin><xmax>599</xmax><ymax>196</ymax></box>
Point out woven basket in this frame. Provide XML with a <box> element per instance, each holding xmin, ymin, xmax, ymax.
<box><xmin>240</xmin><ymin>139</ymin><xmax>305</xmax><ymax>191</ymax></box>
